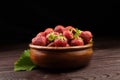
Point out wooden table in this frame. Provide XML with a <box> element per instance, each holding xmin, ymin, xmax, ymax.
<box><xmin>0</xmin><ymin>37</ymin><xmax>120</xmax><ymax>80</ymax></box>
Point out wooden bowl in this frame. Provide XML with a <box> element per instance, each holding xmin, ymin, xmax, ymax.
<box><xmin>29</xmin><ymin>43</ymin><xmax>93</xmax><ymax>70</ymax></box>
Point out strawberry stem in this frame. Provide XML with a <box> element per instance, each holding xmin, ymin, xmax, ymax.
<box><xmin>74</xmin><ymin>28</ymin><xmax>82</xmax><ymax>38</ymax></box>
<box><xmin>57</xmin><ymin>34</ymin><xmax>67</xmax><ymax>42</ymax></box>
<box><xmin>48</xmin><ymin>32</ymin><xmax>58</xmax><ymax>42</ymax></box>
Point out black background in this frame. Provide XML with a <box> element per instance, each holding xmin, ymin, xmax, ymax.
<box><xmin>0</xmin><ymin>1</ymin><xmax>119</xmax><ymax>44</ymax></box>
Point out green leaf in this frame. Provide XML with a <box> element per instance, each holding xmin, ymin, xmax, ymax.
<box><xmin>14</xmin><ymin>49</ymin><xmax>36</xmax><ymax>71</ymax></box>
<box><xmin>47</xmin><ymin>32</ymin><xmax>58</xmax><ymax>42</ymax></box>
<box><xmin>74</xmin><ymin>28</ymin><xmax>81</xmax><ymax>38</ymax></box>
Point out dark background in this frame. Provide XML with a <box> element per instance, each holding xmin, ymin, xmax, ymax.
<box><xmin>0</xmin><ymin>1</ymin><xmax>119</xmax><ymax>44</ymax></box>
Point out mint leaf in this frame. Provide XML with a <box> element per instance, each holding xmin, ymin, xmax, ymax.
<box><xmin>14</xmin><ymin>49</ymin><xmax>36</xmax><ymax>71</ymax></box>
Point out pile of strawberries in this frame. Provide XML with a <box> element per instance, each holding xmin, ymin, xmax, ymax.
<box><xmin>31</xmin><ymin>25</ymin><xmax>93</xmax><ymax>47</ymax></box>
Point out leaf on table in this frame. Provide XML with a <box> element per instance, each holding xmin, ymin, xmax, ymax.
<box><xmin>14</xmin><ymin>49</ymin><xmax>37</xmax><ymax>71</ymax></box>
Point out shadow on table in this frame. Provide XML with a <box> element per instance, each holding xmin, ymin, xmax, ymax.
<box><xmin>33</xmin><ymin>63</ymin><xmax>90</xmax><ymax>74</ymax></box>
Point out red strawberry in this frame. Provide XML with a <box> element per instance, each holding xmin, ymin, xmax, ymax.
<box><xmin>65</xmin><ymin>26</ymin><xmax>76</xmax><ymax>34</ymax></box>
<box><xmin>46</xmin><ymin>31</ymin><xmax>59</xmax><ymax>44</ymax></box>
<box><xmin>70</xmin><ymin>37</ymin><xmax>84</xmax><ymax>46</ymax></box>
<box><xmin>53</xmin><ymin>31</ymin><xmax>59</xmax><ymax>35</ymax></box>
<box><xmin>54</xmin><ymin>25</ymin><xmax>65</xmax><ymax>33</ymax></box>
<box><xmin>47</xmin><ymin>42</ymin><xmax>55</xmax><ymax>47</ymax></box>
<box><xmin>62</xmin><ymin>30</ymin><xmax>74</xmax><ymax>40</ymax></box>
<box><xmin>32</xmin><ymin>36</ymin><xmax>47</xmax><ymax>46</ymax></box>
<box><xmin>66</xmin><ymin>43</ymin><xmax>70</xmax><ymax>47</ymax></box>
<box><xmin>79</xmin><ymin>31</ymin><xmax>92</xmax><ymax>44</ymax></box>
<box><xmin>44</xmin><ymin>28</ymin><xmax>54</xmax><ymax>36</ymax></box>
<box><xmin>54</xmin><ymin>36</ymin><xmax>68</xmax><ymax>47</ymax></box>
<box><xmin>36</xmin><ymin>32</ymin><xmax>45</xmax><ymax>37</ymax></box>
<box><xmin>65</xmin><ymin>26</ymin><xmax>74</xmax><ymax>30</ymax></box>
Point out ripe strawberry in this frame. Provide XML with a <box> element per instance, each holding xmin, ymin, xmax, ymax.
<box><xmin>54</xmin><ymin>25</ymin><xmax>65</xmax><ymax>33</ymax></box>
<box><xmin>62</xmin><ymin>30</ymin><xmax>74</xmax><ymax>40</ymax></box>
<box><xmin>32</xmin><ymin>35</ymin><xmax>47</xmax><ymax>46</ymax></box>
<box><xmin>54</xmin><ymin>36</ymin><xmax>68</xmax><ymax>47</ymax></box>
<box><xmin>36</xmin><ymin>32</ymin><xmax>45</xmax><ymax>37</ymax></box>
<box><xmin>53</xmin><ymin>31</ymin><xmax>59</xmax><ymax>35</ymax></box>
<box><xmin>44</xmin><ymin>28</ymin><xmax>54</xmax><ymax>36</ymax></box>
<box><xmin>47</xmin><ymin>42</ymin><xmax>55</xmax><ymax>47</ymax></box>
<box><xmin>46</xmin><ymin>31</ymin><xmax>59</xmax><ymax>44</ymax></box>
<box><xmin>66</xmin><ymin>43</ymin><xmax>70</xmax><ymax>47</ymax></box>
<box><xmin>70</xmin><ymin>37</ymin><xmax>84</xmax><ymax>46</ymax></box>
<box><xmin>79</xmin><ymin>31</ymin><xmax>92</xmax><ymax>44</ymax></box>
<box><xmin>65</xmin><ymin>26</ymin><xmax>76</xmax><ymax>34</ymax></box>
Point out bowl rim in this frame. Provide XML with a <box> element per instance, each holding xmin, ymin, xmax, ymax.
<box><xmin>29</xmin><ymin>43</ymin><xmax>93</xmax><ymax>50</ymax></box>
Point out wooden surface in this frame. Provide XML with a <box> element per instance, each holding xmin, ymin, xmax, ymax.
<box><xmin>0</xmin><ymin>37</ymin><xmax>120</xmax><ymax>80</ymax></box>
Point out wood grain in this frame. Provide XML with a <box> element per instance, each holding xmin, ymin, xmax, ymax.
<box><xmin>0</xmin><ymin>38</ymin><xmax>120</xmax><ymax>80</ymax></box>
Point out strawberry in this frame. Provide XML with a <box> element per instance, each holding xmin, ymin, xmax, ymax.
<box><xmin>54</xmin><ymin>35</ymin><xmax>68</xmax><ymax>47</ymax></box>
<box><xmin>44</xmin><ymin>28</ymin><xmax>54</xmax><ymax>36</ymax></box>
<box><xmin>79</xmin><ymin>31</ymin><xmax>93</xmax><ymax>44</ymax></box>
<box><xmin>32</xmin><ymin>35</ymin><xmax>47</xmax><ymax>46</ymax></box>
<box><xmin>66</xmin><ymin>43</ymin><xmax>70</xmax><ymax>47</ymax></box>
<box><xmin>46</xmin><ymin>32</ymin><xmax>59</xmax><ymax>43</ymax></box>
<box><xmin>70</xmin><ymin>37</ymin><xmax>84</xmax><ymax>46</ymax></box>
<box><xmin>62</xmin><ymin>30</ymin><xmax>74</xmax><ymax>40</ymax></box>
<box><xmin>47</xmin><ymin>42</ymin><xmax>55</xmax><ymax>47</ymax></box>
<box><xmin>36</xmin><ymin>32</ymin><xmax>45</xmax><ymax>37</ymax></box>
<box><xmin>53</xmin><ymin>31</ymin><xmax>59</xmax><ymax>35</ymax></box>
<box><xmin>54</xmin><ymin>25</ymin><xmax>65</xmax><ymax>33</ymax></box>
<box><xmin>65</xmin><ymin>26</ymin><xmax>76</xmax><ymax>34</ymax></box>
